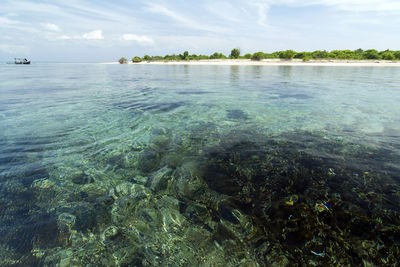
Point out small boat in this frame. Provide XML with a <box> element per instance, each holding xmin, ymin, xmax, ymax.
<box><xmin>14</xmin><ymin>58</ymin><xmax>31</xmax><ymax>64</ymax></box>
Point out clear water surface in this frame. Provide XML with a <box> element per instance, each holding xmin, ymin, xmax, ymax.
<box><xmin>0</xmin><ymin>63</ymin><xmax>399</xmax><ymax>266</ymax></box>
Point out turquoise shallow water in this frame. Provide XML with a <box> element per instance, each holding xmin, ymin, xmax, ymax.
<box><xmin>0</xmin><ymin>63</ymin><xmax>399</xmax><ymax>266</ymax></box>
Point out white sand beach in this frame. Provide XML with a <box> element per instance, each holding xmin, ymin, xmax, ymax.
<box><xmin>101</xmin><ymin>59</ymin><xmax>400</xmax><ymax>66</ymax></box>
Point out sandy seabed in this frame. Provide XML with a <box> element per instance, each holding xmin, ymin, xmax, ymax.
<box><xmin>101</xmin><ymin>59</ymin><xmax>400</xmax><ymax>66</ymax></box>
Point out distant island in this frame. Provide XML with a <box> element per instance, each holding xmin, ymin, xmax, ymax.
<box><xmin>118</xmin><ymin>48</ymin><xmax>400</xmax><ymax>64</ymax></box>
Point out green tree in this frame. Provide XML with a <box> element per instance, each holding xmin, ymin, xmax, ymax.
<box><xmin>252</xmin><ymin>52</ymin><xmax>264</xmax><ymax>61</ymax></box>
<box><xmin>118</xmin><ymin>57</ymin><xmax>128</xmax><ymax>64</ymax></box>
<box><xmin>311</xmin><ymin>50</ymin><xmax>329</xmax><ymax>59</ymax></box>
<box><xmin>183</xmin><ymin>51</ymin><xmax>189</xmax><ymax>60</ymax></box>
<box><xmin>262</xmin><ymin>53</ymin><xmax>275</xmax><ymax>59</ymax></box>
<box><xmin>354</xmin><ymin>48</ymin><xmax>364</xmax><ymax>59</ymax></box>
<box><xmin>178</xmin><ymin>51</ymin><xmax>189</xmax><ymax>60</ymax></box>
<box><xmin>294</xmin><ymin>52</ymin><xmax>311</xmax><ymax>59</ymax></box>
<box><xmin>381</xmin><ymin>51</ymin><xmax>395</xmax><ymax>60</ymax></box>
<box><xmin>329</xmin><ymin>50</ymin><xmax>354</xmax><ymax>59</ymax></box>
<box><xmin>394</xmin><ymin>51</ymin><xmax>400</xmax><ymax>60</ymax></box>
<box><xmin>270</xmin><ymin>52</ymin><xmax>280</xmax><ymax>58</ymax></box>
<box><xmin>210</xmin><ymin>52</ymin><xmax>226</xmax><ymax>59</ymax></box>
<box><xmin>363</xmin><ymin>49</ymin><xmax>380</xmax><ymax>59</ymax></box>
<box><xmin>244</xmin><ymin>53</ymin><xmax>252</xmax><ymax>59</ymax></box>
<box><xmin>196</xmin><ymin>55</ymin><xmax>210</xmax><ymax>60</ymax></box>
<box><xmin>230</xmin><ymin>48</ymin><xmax>241</xmax><ymax>59</ymax></box>
<box><xmin>143</xmin><ymin>55</ymin><xmax>151</xmax><ymax>61</ymax></box>
<box><xmin>353</xmin><ymin>49</ymin><xmax>364</xmax><ymax>59</ymax></box>
<box><xmin>132</xmin><ymin>56</ymin><xmax>142</xmax><ymax>63</ymax></box>
<box><xmin>279</xmin><ymin>50</ymin><xmax>296</xmax><ymax>60</ymax></box>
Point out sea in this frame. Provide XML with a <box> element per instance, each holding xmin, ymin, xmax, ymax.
<box><xmin>0</xmin><ymin>63</ymin><xmax>399</xmax><ymax>266</ymax></box>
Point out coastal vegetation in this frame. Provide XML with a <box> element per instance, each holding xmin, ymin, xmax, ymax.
<box><xmin>132</xmin><ymin>56</ymin><xmax>142</xmax><ymax>63</ymax></box>
<box><xmin>125</xmin><ymin>49</ymin><xmax>400</xmax><ymax>62</ymax></box>
<box><xmin>118</xmin><ymin>57</ymin><xmax>128</xmax><ymax>64</ymax></box>
<box><xmin>251</xmin><ymin>52</ymin><xmax>264</xmax><ymax>61</ymax></box>
<box><xmin>229</xmin><ymin>48</ymin><xmax>241</xmax><ymax>59</ymax></box>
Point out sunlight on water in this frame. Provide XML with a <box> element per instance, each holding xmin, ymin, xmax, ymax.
<box><xmin>0</xmin><ymin>64</ymin><xmax>399</xmax><ymax>266</ymax></box>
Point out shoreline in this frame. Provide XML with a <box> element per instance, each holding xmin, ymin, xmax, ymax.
<box><xmin>101</xmin><ymin>59</ymin><xmax>400</xmax><ymax>66</ymax></box>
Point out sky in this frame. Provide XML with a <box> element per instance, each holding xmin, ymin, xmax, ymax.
<box><xmin>0</xmin><ymin>0</ymin><xmax>399</xmax><ymax>62</ymax></box>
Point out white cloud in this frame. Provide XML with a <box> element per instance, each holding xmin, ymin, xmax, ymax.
<box><xmin>82</xmin><ymin>30</ymin><xmax>104</xmax><ymax>40</ymax></box>
<box><xmin>0</xmin><ymin>16</ymin><xmax>39</xmax><ymax>34</ymax></box>
<box><xmin>121</xmin><ymin>34</ymin><xmax>154</xmax><ymax>45</ymax></box>
<box><xmin>50</xmin><ymin>31</ymin><xmax>105</xmax><ymax>41</ymax></box>
<box><xmin>204</xmin><ymin>1</ymin><xmax>242</xmax><ymax>23</ymax></box>
<box><xmin>41</xmin><ymin>23</ymin><xmax>61</xmax><ymax>32</ymax></box>
<box><xmin>0</xmin><ymin>16</ymin><xmax>20</xmax><ymax>26</ymax></box>
<box><xmin>146</xmin><ymin>3</ymin><xmax>231</xmax><ymax>33</ymax></box>
<box><xmin>56</xmin><ymin>35</ymin><xmax>70</xmax><ymax>40</ymax></box>
<box><xmin>270</xmin><ymin>0</ymin><xmax>400</xmax><ymax>12</ymax></box>
<box><xmin>249</xmin><ymin>1</ymin><xmax>270</xmax><ymax>27</ymax></box>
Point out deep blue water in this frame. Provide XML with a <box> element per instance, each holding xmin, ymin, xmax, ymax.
<box><xmin>0</xmin><ymin>63</ymin><xmax>399</xmax><ymax>266</ymax></box>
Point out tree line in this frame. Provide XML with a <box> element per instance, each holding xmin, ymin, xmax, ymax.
<box><xmin>119</xmin><ymin>48</ymin><xmax>400</xmax><ymax>63</ymax></box>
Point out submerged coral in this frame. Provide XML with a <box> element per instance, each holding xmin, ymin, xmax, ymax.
<box><xmin>1</xmin><ymin>128</ymin><xmax>399</xmax><ymax>266</ymax></box>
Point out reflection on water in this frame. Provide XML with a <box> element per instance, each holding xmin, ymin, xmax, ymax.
<box><xmin>0</xmin><ymin>64</ymin><xmax>400</xmax><ymax>266</ymax></box>
<box><xmin>278</xmin><ymin>65</ymin><xmax>293</xmax><ymax>78</ymax></box>
<box><xmin>229</xmin><ymin>65</ymin><xmax>240</xmax><ymax>85</ymax></box>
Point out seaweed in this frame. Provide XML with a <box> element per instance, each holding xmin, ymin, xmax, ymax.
<box><xmin>194</xmin><ymin>129</ymin><xmax>400</xmax><ymax>265</ymax></box>
<box><xmin>226</xmin><ymin>109</ymin><xmax>249</xmax><ymax>120</ymax></box>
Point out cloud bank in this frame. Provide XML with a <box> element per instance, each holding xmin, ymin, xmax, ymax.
<box><xmin>41</xmin><ymin>23</ymin><xmax>61</xmax><ymax>32</ymax></box>
<box><xmin>121</xmin><ymin>34</ymin><xmax>154</xmax><ymax>45</ymax></box>
<box><xmin>82</xmin><ymin>30</ymin><xmax>104</xmax><ymax>40</ymax></box>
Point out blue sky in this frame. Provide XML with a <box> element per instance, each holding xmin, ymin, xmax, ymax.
<box><xmin>1</xmin><ymin>0</ymin><xmax>399</xmax><ymax>62</ymax></box>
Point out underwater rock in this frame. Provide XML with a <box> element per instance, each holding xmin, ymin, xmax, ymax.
<box><xmin>109</xmin><ymin>182</ymin><xmax>151</xmax><ymax>202</ymax></box>
<box><xmin>137</xmin><ymin>149</ymin><xmax>161</xmax><ymax>173</ymax></box>
<box><xmin>58</xmin><ymin>213</ymin><xmax>76</xmax><ymax>228</ymax></box>
<box><xmin>105</xmin><ymin>152</ymin><xmax>126</xmax><ymax>168</ymax></box>
<box><xmin>157</xmin><ymin>195</ymin><xmax>181</xmax><ymax>211</ymax></box>
<box><xmin>268</xmin><ymin>253</ymin><xmax>290</xmax><ymax>267</ymax></box>
<box><xmin>100</xmin><ymin>225</ymin><xmax>119</xmax><ymax>242</ymax></box>
<box><xmin>132</xmin><ymin>175</ymin><xmax>148</xmax><ymax>185</ymax></box>
<box><xmin>157</xmin><ymin>195</ymin><xmax>187</xmax><ymax>233</ymax></box>
<box><xmin>147</xmin><ymin>166</ymin><xmax>172</xmax><ymax>192</ymax></box>
<box><xmin>129</xmin><ymin>184</ymin><xmax>152</xmax><ymax>201</ymax></box>
<box><xmin>183</xmin><ymin>202</ymin><xmax>210</xmax><ymax>224</ymax></box>
<box><xmin>109</xmin><ymin>182</ymin><xmax>134</xmax><ymax>200</ymax></box>
<box><xmin>8</xmin><ymin>213</ymin><xmax>62</xmax><ymax>254</ymax></box>
<box><xmin>73</xmin><ymin>204</ymin><xmax>99</xmax><ymax>233</ymax></box>
<box><xmin>166</xmin><ymin>152</ymin><xmax>183</xmax><ymax>169</ymax></box>
<box><xmin>218</xmin><ymin>201</ymin><xmax>240</xmax><ymax>224</ymax></box>
<box><xmin>174</xmin><ymin>162</ymin><xmax>206</xmax><ymax>200</ymax></box>
<box><xmin>31</xmin><ymin>178</ymin><xmax>55</xmax><ymax>190</ymax></box>
<box><xmin>175</xmin><ymin>174</ymin><xmax>205</xmax><ymax>200</ymax></box>
<box><xmin>216</xmin><ymin>200</ymin><xmax>259</xmax><ymax>244</ymax></box>
<box><xmin>111</xmin><ymin>184</ymin><xmax>153</xmax><ymax>226</ymax></box>
<box><xmin>160</xmin><ymin>206</ymin><xmax>186</xmax><ymax>233</ymax></box>
<box><xmin>21</xmin><ymin>163</ymin><xmax>50</xmax><ymax>187</ymax></box>
<box><xmin>71</xmin><ymin>171</ymin><xmax>94</xmax><ymax>185</ymax></box>
<box><xmin>226</xmin><ymin>109</ymin><xmax>249</xmax><ymax>120</ymax></box>
<box><xmin>149</xmin><ymin>127</ymin><xmax>171</xmax><ymax>148</ymax></box>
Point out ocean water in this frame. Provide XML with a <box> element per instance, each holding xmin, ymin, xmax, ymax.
<box><xmin>0</xmin><ymin>63</ymin><xmax>399</xmax><ymax>266</ymax></box>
